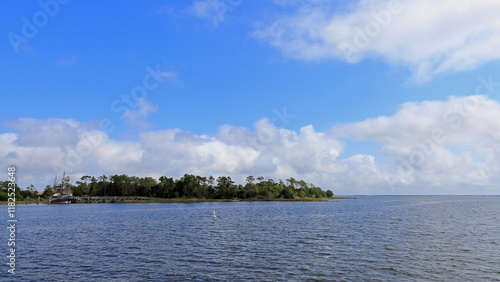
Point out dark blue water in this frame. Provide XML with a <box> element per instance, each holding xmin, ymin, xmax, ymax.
<box><xmin>3</xmin><ymin>196</ymin><xmax>500</xmax><ymax>281</ymax></box>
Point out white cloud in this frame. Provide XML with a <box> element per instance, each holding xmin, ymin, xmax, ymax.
<box><xmin>123</xmin><ymin>99</ymin><xmax>158</xmax><ymax>128</ymax></box>
<box><xmin>57</xmin><ymin>54</ymin><xmax>78</xmax><ymax>68</ymax></box>
<box><xmin>254</xmin><ymin>0</ymin><xmax>500</xmax><ymax>82</ymax></box>
<box><xmin>333</xmin><ymin>95</ymin><xmax>500</xmax><ymax>193</ymax></box>
<box><xmin>5</xmin><ymin>118</ymin><xmax>81</xmax><ymax>147</ymax></box>
<box><xmin>3</xmin><ymin>96</ymin><xmax>500</xmax><ymax>194</ymax></box>
<box><xmin>189</xmin><ymin>0</ymin><xmax>240</xmax><ymax>26</ymax></box>
<box><xmin>1</xmin><ymin>117</ymin><xmax>346</xmax><ymax>193</ymax></box>
<box><xmin>156</xmin><ymin>71</ymin><xmax>177</xmax><ymax>82</ymax></box>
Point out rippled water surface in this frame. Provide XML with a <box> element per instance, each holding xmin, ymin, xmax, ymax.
<box><xmin>5</xmin><ymin>196</ymin><xmax>500</xmax><ymax>280</ymax></box>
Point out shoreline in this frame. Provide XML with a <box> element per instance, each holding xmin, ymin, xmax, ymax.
<box><xmin>0</xmin><ymin>196</ymin><xmax>351</xmax><ymax>205</ymax></box>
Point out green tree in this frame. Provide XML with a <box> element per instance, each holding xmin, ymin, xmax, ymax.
<box><xmin>39</xmin><ymin>173</ymin><xmax>333</xmax><ymax>200</ymax></box>
<box><xmin>246</xmin><ymin>175</ymin><xmax>255</xmax><ymax>184</ymax></box>
<box><xmin>0</xmin><ymin>181</ymin><xmax>22</xmax><ymax>201</ymax></box>
<box><xmin>279</xmin><ymin>187</ymin><xmax>294</xmax><ymax>199</ymax></box>
<box><xmin>216</xmin><ymin>176</ymin><xmax>235</xmax><ymax>198</ymax></box>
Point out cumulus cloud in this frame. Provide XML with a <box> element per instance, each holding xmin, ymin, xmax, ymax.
<box><xmin>333</xmin><ymin>95</ymin><xmax>500</xmax><ymax>193</ymax></box>
<box><xmin>5</xmin><ymin>118</ymin><xmax>84</xmax><ymax>147</ymax></box>
<box><xmin>254</xmin><ymin>0</ymin><xmax>500</xmax><ymax>82</ymax></box>
<box><xmin>3</xmin><ymin>96</ymin><xmax>500</xmax><ymax>194</ymax></box>
<box><xmin>1</xmin><ymin>117</ymin><xmax>346</xmax><ymax>193</ymax></box>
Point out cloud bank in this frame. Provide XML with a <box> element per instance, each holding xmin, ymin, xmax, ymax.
<box><xmin>2</xmin><ymin>96</ymin><xmax>500</xmax><ymax>194</ymax></box>
<box><xmin>254</xmin><ymin>0</ymin><xmax>500</xmax><ymax>82</ymax></box>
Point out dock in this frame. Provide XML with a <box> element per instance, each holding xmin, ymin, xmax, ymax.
<box><xmin>72</xmin><ymin>196</ymin><xmax>161</xmax><ymax>204</ymax></box>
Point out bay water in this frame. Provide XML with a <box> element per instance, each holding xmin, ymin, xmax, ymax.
<box><xmin>4</xmin><ymin>196</ymin><xmax>500</xmax><ymax>280</ymax></box>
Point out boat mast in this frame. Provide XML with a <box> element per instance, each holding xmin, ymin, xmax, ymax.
<box><xmin>53</xmin><ymin>176</ymin><xmax>58</xmax><ymax>193</ymax></box>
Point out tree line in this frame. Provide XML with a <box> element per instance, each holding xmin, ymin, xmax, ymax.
<box><xmin>0</xmin><ymin>182</ymin><xmax>37</xmax><ymax>201</ymax></box>
<box><xmin>43</xmin><ymin>174</ymin><xmax>334</xmax><ymax>199</ymax></box>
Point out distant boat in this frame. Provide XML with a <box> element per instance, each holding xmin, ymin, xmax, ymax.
<box><xmin>50</xmin><ymin>193</ymin><xmax>73</xmax><ymax>204</ymax></box>
<box><xmin>49</xmin><ymin>171</ymin><xmax>73</xmax><ymax>204</ymax></box>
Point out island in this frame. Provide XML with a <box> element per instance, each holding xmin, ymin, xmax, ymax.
<box><xmin>1</xmin><ymin>174</ymin><xmax>341</xmax><ymax>204</ymax></box>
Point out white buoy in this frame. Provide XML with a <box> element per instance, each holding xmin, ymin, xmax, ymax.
<box><xmin>213</xmin><ymin>210</ymin><xmax>216</xmax><ymax>219</ymax></box>
<box><xmin>277</xmin><ymin>202</ymin><xmax>279</xmax><ymax>206</ymax></box>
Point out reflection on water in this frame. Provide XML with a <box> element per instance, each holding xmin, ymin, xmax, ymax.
<box><xmin>6</xmin><ymin>196</ymin><xmax>500</xmax><ymax>280</ymax></box>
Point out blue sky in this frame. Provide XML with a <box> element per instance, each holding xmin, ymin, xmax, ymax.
<box><xmin>2</xmin><ymin>0</ymin><xmax>500</xmax><ymax>194</ymax></box>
